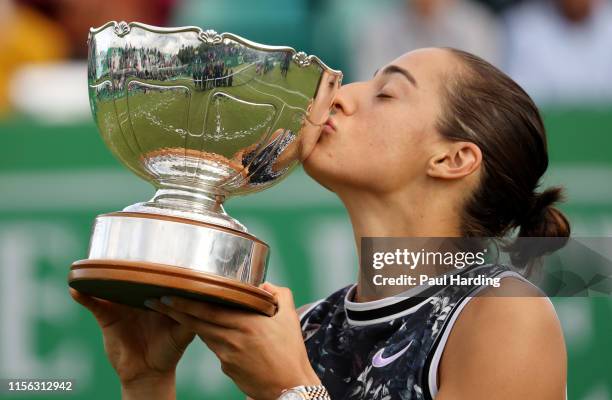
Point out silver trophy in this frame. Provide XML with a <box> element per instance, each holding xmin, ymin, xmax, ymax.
<box><xmin>69</xmin><ymin>21</ymin><xmax>342</xmax><ymax>315</ymax></box>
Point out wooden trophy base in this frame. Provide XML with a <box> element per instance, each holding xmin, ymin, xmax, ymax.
<box><xmin>69</xmin><ymin>259</ymin><xmax>277</xmax><ymax>316</ymax></box>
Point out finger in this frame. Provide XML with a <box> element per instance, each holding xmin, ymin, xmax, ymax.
<box><xmin>159</xmin><ymin>296</ymin><xmax>253</xmax><ymax>329</ymax></box>
<box><xmin>69</xmin><ymin>287</ymin><xmax>100</xmax><ymax>311</ymax></box>
<box><xmin>145</xmin><ymin>299</ymin><xmax>217</xmax><ymax>331</ymax></box>
<box><xmin>69</xmin><ymin>288</ymin><xmax>121</xmax><ymax>327</ymax></box>
<box><xmin>145</xmin><ymin>299</ymin><xmax>228</xmax><ymax>344</ymax></box>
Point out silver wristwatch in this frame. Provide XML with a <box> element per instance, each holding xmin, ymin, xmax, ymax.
<box><xmin>277</xmin><ymin>385</ymin><xmax>331</xmax><ymax>400</ymax></box>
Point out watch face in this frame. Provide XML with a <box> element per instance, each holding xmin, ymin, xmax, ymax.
<box><xmin>279</xmin><ymin>390</ymin><xmax>304</xmax><ymax>400</ymax></box>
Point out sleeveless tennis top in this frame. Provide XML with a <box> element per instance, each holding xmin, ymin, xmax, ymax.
<box><xmin>299</xmin><ymin>264</ymin><xmax>530</xmax><ymax>400</ymax></box>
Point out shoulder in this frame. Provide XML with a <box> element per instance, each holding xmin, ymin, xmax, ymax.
<box><xmin>296</xmin><ymin>302</ymin><xmax>316</xmax><ymax>319</ymax></box>
<box><xmin>295</xmin><ymin>285</ymin><xmax>354</xmax><ymax>323</ymax></box>
<box><xmin>437</xmin><ymin>277</ymin><xmax>566</xmax><ymax>399</ymax></box>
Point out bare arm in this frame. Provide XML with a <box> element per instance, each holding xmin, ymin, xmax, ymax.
<box><xmin>122</xmin><ymin>375</ymin><xmax>176</xmax><ymax>400</ymax></box>
<box><xmin>69</xmin><ymin>289</ymin><xmax>194</xmax><ymax>400</ymax></box>
<box><xmin>435</xmin><ymin>279</ymin><xmax>566</xmax><ymax>400</ymax></box>
<box><xmin>245</xmin><ymin>302</ymin><xmax>315</xmax><ymax>400</ymax></box>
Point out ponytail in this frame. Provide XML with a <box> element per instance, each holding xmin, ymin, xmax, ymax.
<box><xmin>505</xmin><ymin>186</ymin><xmax>571</xmax><ymax>272</ymax></box>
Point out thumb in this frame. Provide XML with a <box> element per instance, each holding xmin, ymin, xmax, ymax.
<box><xmin>260</xmin><ymin>282</ymin><xmax>295</xmax><ymax>312</ymax></box>
<box><xmin>260</xmin><ymin>281</ymin><xmax>280</xmax><ymax>295</ymax></box>
<box><xmin>169</xmin><ymin>322</ymin><xmax>196</xmax><ymax>353</ymax></box>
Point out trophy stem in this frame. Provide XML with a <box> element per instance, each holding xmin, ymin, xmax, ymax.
<box><xmin>152</xmin><ymin>186</ymin><xmax>225</xmax><ymax>212</ymax></box>
<box><xmin>123</xmin><ymin>185</ymin><xmax>248</xmax><ymax>232</ymax></box>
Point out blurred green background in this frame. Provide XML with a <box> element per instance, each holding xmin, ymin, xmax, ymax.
<box><xmin>2</xmin><ymin>104</ymin><xmax>611</xmax><ymax>400</ymax></box>
<box><xmin>1</xmin><ymin>0</ymin><xmax>612</xmax><ymax>399</ymax></box>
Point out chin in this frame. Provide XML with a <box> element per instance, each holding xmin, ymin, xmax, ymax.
<box><xmin>303</xmin><ymin>151</ymin><xmax>337</xmax><ymax>193</ymax></box>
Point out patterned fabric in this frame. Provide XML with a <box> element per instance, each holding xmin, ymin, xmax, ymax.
<box><xmin>300</xmin><ymin>264</ymin><xmax>517</xmax><ymax>400</ymax></box>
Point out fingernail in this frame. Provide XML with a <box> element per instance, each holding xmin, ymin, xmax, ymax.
<box><xmin>144</xmin><ymin>299</ymin><xmax>156</xmax><ymax>309</ymax></box>
<box><xmin>160</xmin><ymin>296</ymin><xmax>172</xmax><ymax>306</ymax></box>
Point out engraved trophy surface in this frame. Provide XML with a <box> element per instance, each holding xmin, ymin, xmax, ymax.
<box><xmin>69</xmin><ymin>21</ymin><xmax>342</xmax><ymax>315</ymax></box>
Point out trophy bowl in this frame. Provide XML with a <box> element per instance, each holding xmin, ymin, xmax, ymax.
<box><xmin>69</xmin><ymin>21</ymin><xmax>342</xmax><ymax>316</ymax></box>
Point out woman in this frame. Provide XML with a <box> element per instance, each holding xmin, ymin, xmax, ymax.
<box><xmin>71</xmin><ymin>47</ymin><xmax>569</xmax><ymax>399</ymax></box>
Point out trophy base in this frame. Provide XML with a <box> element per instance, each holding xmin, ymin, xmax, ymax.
<box><xmin>69</xmin><ymin>211</ymin><xmax>274</xmax><ymax>316</ymax></box>
<box><xmin>69</xmin><ymin>259</ymin><xmax>277</xmax><ymax>316</ymax></box>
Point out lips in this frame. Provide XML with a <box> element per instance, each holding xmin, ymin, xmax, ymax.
<box><xmin>322</xmin><ymin>117</ymin><xmax>336</xmax><ymax>133</ymax></box>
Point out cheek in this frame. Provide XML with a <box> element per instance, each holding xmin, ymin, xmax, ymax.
<box><xmin>358</xmin><ymin>114</ymin><xmax>433</xmax><ymax>188</ymax></box>
<box><xmin>303</xmin><ymin>109</ymin><xmax>432</xmax><ymax>191</ymax></box>
<box><xmin>303</xmin><ymin>117</ymin><xmax>398</xmax><ymax>190</ymax></box>
<box><xmin>359</xmin><ymin>113</ymin><xmax>417</xmax><ymax>167</ymax></box>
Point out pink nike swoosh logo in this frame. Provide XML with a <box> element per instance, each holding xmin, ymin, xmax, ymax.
<box><xmin>371</xmin><ymin>341</ymin><xmax>413</xmax><ymax>368</ymax></box>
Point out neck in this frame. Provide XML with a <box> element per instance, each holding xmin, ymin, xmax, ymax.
<box><xmin>337</xmin><ymin>185</ymin><xmax>461</xmax><ymax>302</ymax></box>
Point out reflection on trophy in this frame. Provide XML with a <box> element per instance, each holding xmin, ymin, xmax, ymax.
<box><xmin>69</xmin><ymin>21</ymin><xmax>342</xmax><ymax>316</ymax></box>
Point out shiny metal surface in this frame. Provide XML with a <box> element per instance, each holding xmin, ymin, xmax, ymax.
<box><xmin>79</xmin><ymin>21</ymin><xmax>341</xmax><ymax>292</ymax></box>
<box><xmin>88</xmin><ymin>213</ymin><xmax>269</xmax><ymax>285</ymax></box>
<box><xmin>88</xmin><ymin>21</ymin><xmax>342</xmax><ymax>231</ymax></box>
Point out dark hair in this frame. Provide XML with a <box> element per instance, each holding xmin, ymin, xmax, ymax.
<box><xmin>437</xmin><ymin>48</ymin><xmax>570</xmax><ymax>272</ymax></box>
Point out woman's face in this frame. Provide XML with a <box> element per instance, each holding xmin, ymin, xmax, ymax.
<box><xmin>303</xmin><ymin>48</ymin><xmax>457</xmax><ymax>194</ymax></box>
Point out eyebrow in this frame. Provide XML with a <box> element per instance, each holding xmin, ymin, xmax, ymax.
<box><xmin>374</xmin><ymin>65</ymin><xmax>418</xmax><ymax>87</ymax></box>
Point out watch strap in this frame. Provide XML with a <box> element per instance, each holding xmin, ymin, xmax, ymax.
<box><xmin>282</xmin><ymin>384</ymin><xmax>331</xmax><ymax>400</ymax></box>
<box><xmin>302</xmin><ymin>385</ymin><xmax>330</xmax><ymax>399</ymax></box>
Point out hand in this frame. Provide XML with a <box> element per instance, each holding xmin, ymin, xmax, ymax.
<box><xmin>69</xmin><ymin>288</ymin><xmax>195</xmax><ymax>398</ymax></box>
<box><xmin>145</xmin><ymin>283</ymin><xmax>320</xmax><ymax>400</ymax></box>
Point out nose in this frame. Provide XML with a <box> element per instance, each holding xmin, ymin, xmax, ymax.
<box><xmin>331</xmin><ymin>82</ymin><xmax>358</xmax><ymax>116</ymax></box>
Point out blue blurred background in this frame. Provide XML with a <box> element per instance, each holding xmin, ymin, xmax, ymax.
<box><xmin>0</xmin><ymin>0</ymin><xmax>611</xmax><ymax>399</ymax></box>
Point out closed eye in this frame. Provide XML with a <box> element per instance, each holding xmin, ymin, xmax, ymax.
<box><xmin>376</xmin><ymin>93</ymin><xmax>393</xmax><ymax>99</ymax></box>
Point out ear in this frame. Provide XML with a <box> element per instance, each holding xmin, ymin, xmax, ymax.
<box><xmin>427</xmin><ymin>141</ymin><xmax>482</xmax><ymax>179</ymax></box>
